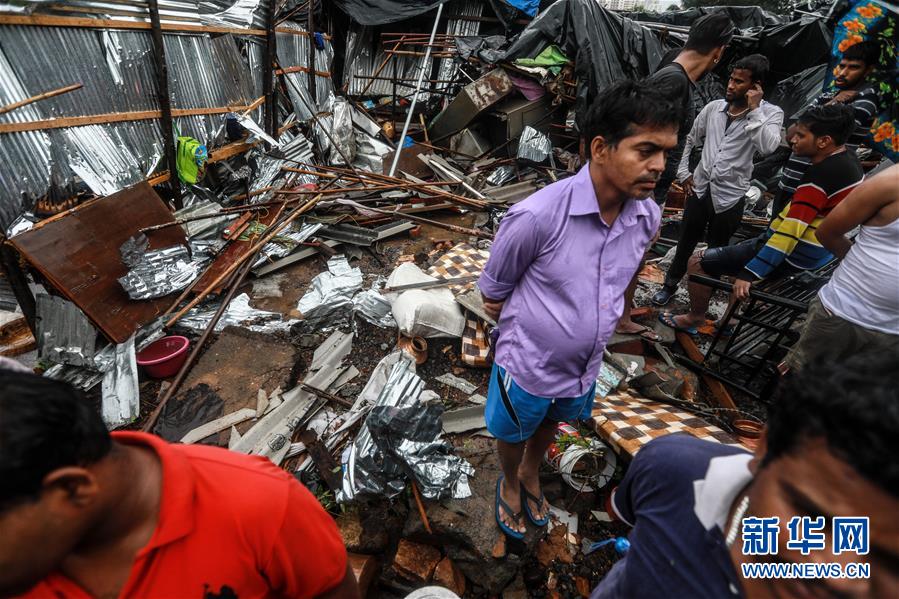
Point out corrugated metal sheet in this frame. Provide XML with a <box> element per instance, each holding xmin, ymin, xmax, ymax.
<box><xmin>344</xmin><ymin>25</ymin><xmax>424</xmax><ymax>98</ymax></box>
<box><xmin>0</xmin><ymin>16</ymin><xmax>330</xmax><ymax>228</ymax></box>
<box><xmin>277</xmin><ymin>22</ymin><xmax>334</xmax><ymax>117</ymax></box>
<box><xmin>435</xmin><ymin>0</ymin><xmax>481</xmax><ymax>93</ymax></box>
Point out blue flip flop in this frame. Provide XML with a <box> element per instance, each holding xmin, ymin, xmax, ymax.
<box><xmin>495</xmin><ymin>475</ymin><xmax>525</xmax><ymax>539</ymax></box>
<box><xmin>659</xmin><ymin>312</ymin><xmax>698</xmax><ymax>336</ymax></box>
<box><xmin>521</xmin><ymin>483</ymin><xmax>550</xmax><ymax>527</ymax></box>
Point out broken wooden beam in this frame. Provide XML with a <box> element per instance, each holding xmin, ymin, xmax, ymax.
<box><xmin>676</xmin><ymin>332</ymin><xmax>737</xmax><ymax>411</ymax></box>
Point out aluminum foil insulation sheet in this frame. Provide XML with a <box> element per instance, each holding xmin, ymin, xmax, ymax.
<box><xmin>296</xmin><ymin>255</ymin><xmax>363</xmax><ymax>331</ymax></box>
<box><xmin>252</xmin><ymin>222</ymin><xmax>323</xmax><ymax>269</ymax></box>
<box><xmin>118</xmin><ymin>245</ymin><xmax>209</xmax><ymax>300</ymax></box>
<box><xmin>340</xmin><ymin>357</ymin><xmax>475</xmax><ymax>502</ymax></box>
<box><xmin>517</xmin><ymin>126</ymin><xmax>553</xmax><ymax>163</ymax></box>
<box><xmin>177</xmin><ymin>293</ymin><xmax>299</xmax><ymax>334</ymax></box>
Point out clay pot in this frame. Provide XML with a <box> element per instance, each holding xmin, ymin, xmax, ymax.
<box><xmin>732</xmin><ymin>419</ymin><xmax>763</xmax><ymax>450</ymax></box>
<box><xmin>397</xmin><ymin>335</ymin><xmax>428</xmax><ymax>365</ymax></box>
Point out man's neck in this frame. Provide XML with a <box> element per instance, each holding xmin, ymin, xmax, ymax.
<box><xmin>728</xmin><ymin>97</ymin><xmax>749</xmax><ymax>111</ymax></box>
<box><xmin>810</xmin><ymin>145</ymin><xmax>846</xmax><ymax>164</ymax></box>
<box><xmin>588</xmin><ymin>162</ymin><xmax>628</xmax><ymax>221</ymax></box>
<box><xmin>674</xmin><ymin>51</ymin><xmax>711</xmax><ymax>83</ymax></box>
<box><xmin>72</xmin><ymin>444</ymin><xmax>162</xmax><ymax>553</ymax></box>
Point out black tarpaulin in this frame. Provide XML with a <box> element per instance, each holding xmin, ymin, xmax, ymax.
<box><xmin>756</xmin><ymin>17</ymin><xmax>833</xmax><ymax>82</ymax></box>
<box><xmin>504</xmin><ymin>0</ymin><xmax>666</xmax><ymax>131</ymax></box>
<box><xmin>767</xmin><ymin>64</ymin><xmax>828</xmax><ymax>121</ymax></box>
<box><xmin>331</xmin><ymin>0</ymin><xmax>449</xmax><ymax>26</ymax></box>
<box><xmin>624</xmin><ymin>6</ymin><xmax>786</xmax><ymax>29</ymax></box>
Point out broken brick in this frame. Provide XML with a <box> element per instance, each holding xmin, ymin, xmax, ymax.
<box><xmin>536</xmin><ymin>525</ymin><xmax>575</xmax><ymax>567</ymax></box>
<box><xmin>392</xmin><ymin>538</ymin><xmax>441</xmax><ymax>583</ymax></box>
<box><xmin>433</xmin><ymin>557</ymin><xmax>466</xmax><ymax>597</ymax></box>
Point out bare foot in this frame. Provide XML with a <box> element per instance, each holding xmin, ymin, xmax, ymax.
<box><xmin>499</xmin><ymin>478</ymin><xmax>525</xmax><ymax>534</ymax></box>
<box><xmin>518</xmin><ymin>470</ymin><xmax>548</xmax><ymax>522</ymax></box>
<box><xmin>670</xmin><ymin>313</ymin><xmax>703</xmax><ymax>329</ymax></box>
<box><xmin>616</xmin><ymin>320</ymin><xmax>661</xmax><ymax>341</ymax></box>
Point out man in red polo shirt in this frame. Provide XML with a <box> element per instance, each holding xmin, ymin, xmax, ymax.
<box><xmin>0</xmin><ymin>371</ymin><xmax>359</xmax><ymax>599</ymax></box>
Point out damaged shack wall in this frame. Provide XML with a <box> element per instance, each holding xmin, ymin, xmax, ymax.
<box><xmin>0</xmin><ymin>15</ymin><xmax>333</xmax><ymax>229</ymax></box>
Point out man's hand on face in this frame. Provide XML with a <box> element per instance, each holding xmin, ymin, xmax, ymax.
<box><xmin>829</xmin><ymin>89</ymin><xmax>860</xmax><ymax>104</ymax></box>
<box><xmin>731</xmin><ymin>278</ymin><xmax>752</xmax><ymax>302</ymax></box>
<box><xmin>746</xmin><ymin>84</ymin><xmax>763</xmax><ymax>111</ymax></box>
<box><xmin>482</xmin><ymin>296</ymin><xmax>505</xmax><ymax>322</ymax></box>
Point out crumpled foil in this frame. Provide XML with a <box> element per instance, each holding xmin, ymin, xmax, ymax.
<box><xmin>486</xmin><ymin>165</ymin><xmax>515</xmax><ymax>186</ymax></box>
<box><xmin>252</xmin><ymin>222</ymin><xmax>323</xmax><ymax>269</ymax></box>
<box><xmin>100</xmin><ymin>335</ymin><xmax>139</xmax><ymax>428</ymax></box>
<box><xmin>296</xmin><ymin>255</ymin><xmax>363</xmax><ymax>331</ymax></box>
<box><xmin>353</xmin><ymin>132</ymin><xmax>393</xmax><ymax>174</ymax></box>
<box><xmin>118</xmin><ymin>245</ymin><xmax>208</xmax><ymax>300</ymax></box>
<box><xmin>175</xmin><ymin>200</ymin><xmax>230</xmax><ymax>240</ymax></box>
<box><xmin>120</xmin><ymin>233</ymin><xmax>150</xmax><ymax>268</ymax></box>
<box><xmin>177</xmin><ymin>293</ymin><xmax>299</xmax><ymax>334</ymax></box>
<box><xmin>353</xmin><ymin>288</ymin><xmax>397</xmax><ymax>329</ymax></box>
<box><xmin>340</xmin><ymin>357</ymin><xmax>474</xmax><ymax>501</ymax></box>
<box><xmin>517</xmin><ymin>126</ymin><xmax>553</xmax><ymax>163</ymax></box>
<box><xmin>316</xmin><ymin>94</ymin><xmax>356</xmax><ymax>166</ymax></box>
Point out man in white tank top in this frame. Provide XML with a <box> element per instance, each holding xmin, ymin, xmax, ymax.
<box><xmin>785</xmin><ymin>164</ymin><xmax>899</xmax><ymax>370</ymax></box>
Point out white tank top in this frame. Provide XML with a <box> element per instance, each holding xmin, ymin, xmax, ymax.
<box><xmin>819</xmin><ymin>216</ymin><xmax>899</xmax><ymax>335</ymax></box>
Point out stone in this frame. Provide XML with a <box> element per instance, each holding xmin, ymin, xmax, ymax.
<box><xmin>536</xmin><ymin>525</ymin><xmax>575</xmax><ymax>567</ymax></box>
<box><xmin>337</xmin><ymin>509</ymin><xmax>391</xmax><ymax>554</ymax></box>
<box><xmin>348</xmin><ymin>553</ymin><xmax>379</xmax><ymax>598</ymax></box>
<box><xmin>502</xmin><ymin>574</ymin><xmax>528</xmax><ymax>599</ymax></box>
<box><xmin>393</xmin><ymin>539</ymin><xmax>442</xmax><ymax>583</ymax></box>
<box><xmin>433</xmin><ymin>557</ymin><xmax>467</xmax><ymax>596</ymax></box>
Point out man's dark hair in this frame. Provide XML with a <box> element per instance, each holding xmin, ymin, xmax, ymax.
<box><xmin>842</xmin><ymin>40</ymin><xmax>880</xmax><ymax>66</ymax></box>
<box><xmin>684</xmin><ymin>12</ymin><xmax>735</xmax><ymax>54</ymax></box>
<box><xmin>732</xmin><ymin>54</ymin><xmax>769</xmax><ymax>83</ymax></box>
<box><xmin>0</xmin><ymin>372</ymin><xmax>111</xmax><ymax>509</ymax></box>
<box><xmin>796</xmin><ymin>103</ymin><xmax>856</xmax><ymax>146</ymax></box>
<box><xmin>763</xmin><ymin>351</ymin><xmax>899</xmax><ymax>498</ymax></box>
<box><xmin>585</xmin><ymin>80</ymin><xmax>682</xmax><ymax>153</ymax></box>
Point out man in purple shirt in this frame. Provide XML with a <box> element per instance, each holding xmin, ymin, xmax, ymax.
<box><xmin>479</xmin><ymin>80</ymin><xmax>681</xmax><ymax>538</ymax></box>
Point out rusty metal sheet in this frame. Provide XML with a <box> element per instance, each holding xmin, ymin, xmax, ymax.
<box><xmin>9</xmin><ymin>182</ymin><xmax>185</xmax><ymax>343</ymax></box>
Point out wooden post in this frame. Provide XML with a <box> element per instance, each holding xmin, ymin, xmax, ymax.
<box><xmin>307</xmin><ymin>1</ymin><xmax>317</xmax><ymax>106</ymax></box>
<box><xmin>147</xmin><ymin>0</ymin><xmax>182</xmax><ymax>209</ymax></box>
<box><xmin>263</xmin><ymin>0</ymin><xmax>278</xmax><ymax>139</ymax></box>
<box><xmin>0</xmin><ymin>242</ymin><xmax>36</xmax><ymax>334</ymax></box>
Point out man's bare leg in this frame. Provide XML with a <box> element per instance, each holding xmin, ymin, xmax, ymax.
<box><xmin>518</xmin><ymin>420</ymin><xmax>557</xmax><ymax>520</ymax></box>
<box><xmin>496</xmin><ymin>439</ymin><xmax>527</xmax><ymax>534</ymax></box>
<box><xmin>616</xmin><ymin>270</ymin><xmax>644</xmax><ymax>334</ymax></box>
<box><xmin>670</xmin><ymin>251</ymin><xmax>713</xmax><ymax>328</ymax></box>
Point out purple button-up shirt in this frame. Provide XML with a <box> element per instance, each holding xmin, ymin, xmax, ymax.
<box><xmin>479</xmin><ymin>165</ymin><xmax>660</xmax><ymax>398</ymax></box>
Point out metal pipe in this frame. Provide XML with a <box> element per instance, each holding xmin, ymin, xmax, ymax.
<box><xmin>388</xmin><ymin>2</ymin><xmax>444</xmax><ymax>178</ymax></box>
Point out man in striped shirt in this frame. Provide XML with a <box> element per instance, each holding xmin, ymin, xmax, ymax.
<box><xmin>660</xmin><ymin>104</ymin><xmax>864</xmax><ymax>335</ymax></box>
<box><xmin>772</xmin><ymin>41</ymin><xmax>879</xmax><ymax>217</ymax></box>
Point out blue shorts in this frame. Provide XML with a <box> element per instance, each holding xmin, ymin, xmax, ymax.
<box><xmin>485</xmin><ymin>363</ymin><xmax>596</xmax><ymax>443</ymax></box>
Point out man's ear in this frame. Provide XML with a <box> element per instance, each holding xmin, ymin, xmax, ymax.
<box><xmin>747</xmin><ymin>428</ymin><xmax>768</xmax><ymax>475</ymax></box>
<box><xmin>42</xmin><ymin>467</ymin><xmax>99</xmax><ymax>508</ymax></box>
<box><xmin>590</xmin><ymin>135</ymin><xmax>609</xmax><ymax>164</ymax></box>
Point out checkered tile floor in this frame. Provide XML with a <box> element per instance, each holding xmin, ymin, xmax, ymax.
<box><xmin>592</xmin><ymin>392</ymin><xmax>741</xmax><ymax>457</ymax></box>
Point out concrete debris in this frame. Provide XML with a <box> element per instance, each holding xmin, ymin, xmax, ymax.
<box><xmin>434</xmin><ymin>372</ymin><xmax>478</xmax><ymax>395</ymax></box>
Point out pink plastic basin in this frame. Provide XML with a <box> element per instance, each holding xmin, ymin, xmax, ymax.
<box><xmin>137</xmin><ymin>336</ymin><xmax>190</xmax><ymax>378</ymax></box>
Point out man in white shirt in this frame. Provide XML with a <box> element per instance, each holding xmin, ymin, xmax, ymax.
<box><xmin>652</xmin><ymin>54</ymin><xmax>783</xmax><ymax>306</ymax></box>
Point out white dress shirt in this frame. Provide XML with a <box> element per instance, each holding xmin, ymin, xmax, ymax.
<box><xmin>677</xmin><ymin>99</ymin><xmax>783</xmax><ymax>213</ymax></box>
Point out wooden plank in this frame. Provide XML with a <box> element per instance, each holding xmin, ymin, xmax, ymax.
<box><xmin>676</xmin><ymin>332</ymin><xmax>738</xmax><ymax>410</ymax></box>
<box><xmin>0</xmin><ymin>105</ymin><xmax>251</xmax><ymax>134</ymax></box>
<box><xmin>9</xmin><ymin>182</ymin><xmax>187</xmax><ymax>344</ymax></box>
<box><xmin>275</xmin><ymin>65</ymin><xmax>332</xmax><ymax>78</ymax></box>
<box><xmin>0</xmin><ymin>14</ymin><xmax>331</xmax><ymax>38</ymax></box>
<box><xmin>180</xmin><ymin>408</ymin><xmax>257</xmax><ymax>444</ymax></box>
<box><xmin>0</xmin><ymin>83</ymin><xmax>83</xmax><ymax>116</ymax></box>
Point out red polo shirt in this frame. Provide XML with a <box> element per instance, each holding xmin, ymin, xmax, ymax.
<box><xmin>19</xmin><ymin>432</ymin><xmax>347</xmax><ymax>599</ymax></box>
